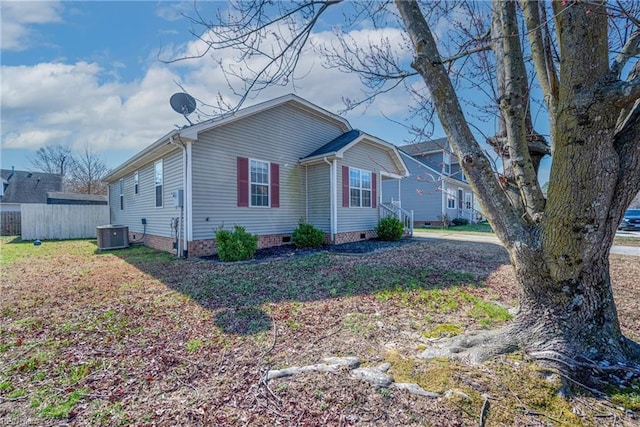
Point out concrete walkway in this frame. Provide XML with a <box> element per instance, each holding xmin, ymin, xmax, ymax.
<box><xmin>412</xmin><ymin>230</ymin><xmax>640</xmax><ymax>257</ymax></box>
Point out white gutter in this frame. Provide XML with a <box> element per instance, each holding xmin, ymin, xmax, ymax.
<box><xmin>323</xmin><ymin>157</ymin><xmax>337</xmax><ymax>242</ymax></box>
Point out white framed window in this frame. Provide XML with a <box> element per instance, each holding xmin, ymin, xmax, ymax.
<box><xmin>349</xmin><ymin>168</ymin><xmax>372</xmax><ymax>208</ymax></box>
<box><xmin>154</xmin><ymin>160</ymin><xmax>163</xmax><ymax>207</ymax></box>
<box><xmin>250</xmin><ymin>159</ymin><xmax>270</xmax><ymax>207</ymax></box>
<box><xmin>465</xmin><ymin>193</ymin><xmax>473</xmax><ymax>210</ymax></box>
<box><xmin>134</xmin><ymin>171</ymin><xmax>139</xmax><ymax>194</ymax></box>
<box><xmin>446</xmin><ymin>189</ymin><xmax>456</xmax><ymax>209</ymax></box>
<box><xmin>119</xmin><ymin>179</ymin><xmax>124</xmax><ymax>210</ymax></box>
<box><xmin>443</xmin><ymin>151</ymin><xmax>451</xmax><ymax>174</ymax></box>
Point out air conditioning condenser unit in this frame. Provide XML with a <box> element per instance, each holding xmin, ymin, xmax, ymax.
<box><xmin>96</xmin><ymin>225</ymin><xmax>129</xmax><ymax>250</ymax></box>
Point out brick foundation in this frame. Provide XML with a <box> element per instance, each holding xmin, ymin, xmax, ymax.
<box><xmin>188</xmin><ymin>239</ymin><xmax>217</xmax><ymax>258</ymax></box>
<box><xmin>257</xmin><ymin>233</ymin><xmax>293</xmax><ymax>249</ymax></box>
<box><xmin>415</xmin><ymin>221</ymin><xmax>445</xmax><ymax>227</ymax></box>
<box><xmin>333</xmin><ymin>229</ymin><xmax>377</xmax><ymax>244</ymax></box>
<box><xmin>132</xmin><ymin>230</ymin><xmax>376</xmax><ymax>258</ymax></box>
<box><xmin>129</xmin><ymin>232</ymin><xmax>177</xmax><ymax>254</ymax></box>
<box><xmin>187</xmin><ymin>233</ymin><xmax>300</xmax><ymax>258</ymax></box>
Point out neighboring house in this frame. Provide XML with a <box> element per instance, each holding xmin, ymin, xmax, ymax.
<box><xmin>103</xmin><ymin>94</ymin><xmax>409</xmax><ymax>257</ymax></box>
<box><xmin>0</xmin><ymin>169</ymin><xmax>63</xmax><ymax>212</ymax></box>
<box><xmin>381</xmin><ymin>139</ymin><xmax>478</xmax><ymax>226</ymax></box>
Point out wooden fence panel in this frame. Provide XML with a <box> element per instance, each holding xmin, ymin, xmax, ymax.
<box><xmin>1</xmin><ymin>211</ymin><xmax>21</xmax><ymax>236</ymax></box>
<box><xmin>21</xmin><ymin>204</ymin><xmax>110</xmax><ymax>240</ymax></box>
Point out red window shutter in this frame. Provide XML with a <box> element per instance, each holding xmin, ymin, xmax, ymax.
<box><xmin>270</xmin><ymin>163</ymin><xmax>280</xmax><ymax>208</ymax></box>
<box><xmin>237</xmin><ymin>157</ymin><xmax>249</xmax><ymax>207</ymax></box>
<box><xmin>342</xmin><ymin>166</ymin><xmax>350</xmax><ymax>207</ymax></box>
<box><xmin>372</xmin><ymin>172</ymin><xmax>377</xmax><ymax>208</ymax></box>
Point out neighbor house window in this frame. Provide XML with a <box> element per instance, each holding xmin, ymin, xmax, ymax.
<box><xmin>443</xmin><ymin>151</ymin><xmax>451</xmax><ymax>174</ymax></box>
<box><xmin>465</xmin><ymin>193</ymin><xmax>473</xmax><ymax>210</ymax></box>
<box><xmin>447</xmin><ymin>189</ymin><xmax>456</xmax><ymax>209</ymax></box>
<box><xmin>119</xmin><ymin>179</ymin><xmax>124</xmax><ymax>210</ymax></box>
<box><xmin>349</xmin><ymin>168</ymin><xmax>372</xmax><ymax>208</ymax></box>
<box><xmin>134</xmin><ymin>171</ymin><xmax>139</xmax><ymax>194</ymax></box>
<box><xmin>250</xmin><ymin>159</ymin><xmax>270</xmax><ymax>207</ymax></box>
<box><xmin>155</xmin><ymin>160</ymin><xmax>163</xmax><ymax>207</ymax></box>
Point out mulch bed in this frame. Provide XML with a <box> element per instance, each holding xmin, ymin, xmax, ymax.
<box><xmin>201</xmin><ymin>237</ymin><xmax>422</xmax><ymax>262</ymax></box>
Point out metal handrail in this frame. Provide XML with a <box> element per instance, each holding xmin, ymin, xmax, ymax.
<box><xmin>380</xmin><ymin>202</ymin><xmax>414</xmax><ymax>236</ymax></box>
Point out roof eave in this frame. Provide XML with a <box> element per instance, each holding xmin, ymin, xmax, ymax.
<box><xmin>299</xmin><ymin>152</ymin><xmax>342</xmax><ymax>165</ymax></box>
<box><xmin>103</xmin><ymin>129</ymin><xmax>180</xmax><ymax>182</ymax></box>
<box><xmin>104</xmin><ymin>94</ymin><xmax>352</xmax><ymax>182</ymax></box>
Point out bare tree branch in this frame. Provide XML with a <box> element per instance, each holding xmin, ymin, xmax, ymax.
<box><xmin>395</xmin><ymin>0</ymin><xmax>526</xmax><ymax>244</ymax></box>
<box><xmin>610</xmin><ymin>30</ymin><xmax>640</xmax><ymax>78</ymax></box>
<box><xmin>523</xmin><ymin>0</ymin><xmax>559</xmax><ymax>122</ymax></box>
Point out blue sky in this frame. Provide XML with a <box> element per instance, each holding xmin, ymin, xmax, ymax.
<box><xmin>2</xmin><ymin>1</ymin><xmax>433</xmax><ymax>173</ymax></box>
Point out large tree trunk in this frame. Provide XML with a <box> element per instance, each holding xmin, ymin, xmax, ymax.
<box><xmin>512</xmin><ymin>244</ymin><xmax>640</xmax><ymax>371</ymax></box>
<box><xmin>397</xmin><ymin>0</ymin><xmax>640</xmax><ymax>387</ymax></box>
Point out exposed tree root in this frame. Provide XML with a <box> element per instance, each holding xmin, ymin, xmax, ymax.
<box><xmin>417</xmin><ymin>326</ymin><xmax>640</xmax><ymax>392</ymax></box>
<box><xmin>418</xmin><ymin>328</ymin><xmax>519</xmax><ymax>364</ymax></box>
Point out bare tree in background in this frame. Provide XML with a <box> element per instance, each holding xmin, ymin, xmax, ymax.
<box><xmin>67</xmin><ymin>147</ymin><xmax>109</xmax><ymax>195</ymax></box>
<box><xmin>28</xmin><ymin>145</ymin><xmax>75</xmax><ymax>179</ymax></box>
<box><xmin>174</xmin><ymin>0</ymin><xmax>640</xmax><ymax>388</ymax></box>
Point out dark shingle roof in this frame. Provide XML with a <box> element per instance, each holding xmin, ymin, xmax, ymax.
<box><xmin>398</xmin><ymin>138</ymin><xmax>450</xmax><ymax>156</ymax></box>
<box><xmin>303</xmin><ymin>129</ymin><xmax>362</xmax><ymax>159</ymax></box>
<box><xmin>0</xmin><ymin>169</ymin><xmax>63</xmax><ymax>204</ymax></box>
<box><xmin>46</xmin><ymin>192</ymin><xmax>108</xmax><ymax>205</ymax></box>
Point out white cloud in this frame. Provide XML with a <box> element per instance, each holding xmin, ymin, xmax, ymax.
<box><xmin>3</xmin><ymin>129</ymin><xmax>71</xmax><ymax>149</ymax></box>
<box><xmin>1</xmin><ymin>21</ymin><xmax>422</xmax><ymax>168</ymax></box>
<box><xmin>172</xmin><ymin>24</ymin><xmax>415</xmax><ymax>120</ymax></box>
<box><xmin>0</xmin><ymin>1</ymin><xmax>63</xmax><ymax>51</ymax></box>
<box><xmin>1</xmin><ymin>61</ymin><xmax>180</xmax><ymax>153</ymax></box>
<box><xmin>156</xmin><ymin>2</ymin><xmax>194</xmax><ymax>22</ymax></box>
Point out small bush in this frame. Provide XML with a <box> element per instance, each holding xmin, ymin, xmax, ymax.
<box><xmin>376</xmin><ymin>217</ymin><xmax>405</xmax><ymax>241</ymax></box>
<box><xmin>452</xmin><ymin>217</ymin><xmax>469</xmax><ymax>226</ymax></box>
<box><xmin>292</xmin><ymin>222</ymin><xmax>325</xmax><ymax>248</ymax></box>
<box><xmin>215</xmin><ymin>226</ymin><xmax>258</xmax><ymax>262</ymax></box>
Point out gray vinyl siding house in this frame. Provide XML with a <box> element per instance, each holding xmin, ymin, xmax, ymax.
<box><xmin>104</xmin><ymin>94</ymin><xmax>408</xmax><ymax>257</ymax></box>
<box><xmin>382</xmin><ymin>143</ymin><xmax>477</xmax><ymax>226</ymax></box>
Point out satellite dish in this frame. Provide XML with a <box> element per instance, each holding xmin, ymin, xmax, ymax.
<box><xmin>170</xmin><ymin>92</ymin><xmax>197</xmax><ymax>125</ymax></box>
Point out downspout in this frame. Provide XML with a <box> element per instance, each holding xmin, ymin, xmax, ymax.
<box><xmin>323</xmin><ymin>157</ymin><xmax>336</xmax><ymax>243</ymax></box>
<box><xmin>305</xmin><ymin>165</ymin><xmax>309</xmax><ymax>221</ymax></box>
<box><xmin>186</xmin><ymin>141</ymin><xmax>193</xmax><ymax>252</ymax></box>
<box><xmin>441</xmin><ymin>180</ymin><xmax>446</xmax><ymax>226</ymax></box>
<box><xmin>169</xmin><ymin>135</ymin><xmax>188</xmax><ymax>257</ymax></box>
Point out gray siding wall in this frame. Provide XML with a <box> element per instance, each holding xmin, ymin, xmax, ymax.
<box><xmin>382</xmin><ymin>157</ymin><xmax>442</xmax><ymax>222</ymax></box>
<box><xmin>306</xmin><ymin>164</ymin><xmax>331</xmax><ymax>233</ymax></box>
<box><xmin>336</xmin><ymin>142</ymin><xmax>403</xmax><ymax>233</ymax></box>
<box><xmin>442</xmin><ymin>181</ymin><xmax>474</xmax><ymax>222</ymax></box>
<box><xmin>109</xmin><ymin>149</ymin><xmax>183</xmax><ymax>238</ymax></box>
<box><xmin>415</xmin><ymin>152</ymin><xmax>443</xmax><ymax>172</ymax></box>
<box><xmin>190</xmin><ymin>104</ymin><xmax>344</xmax><ymax>240</ymax></box>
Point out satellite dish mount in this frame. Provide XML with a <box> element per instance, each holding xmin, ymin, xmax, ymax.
<box><xmin>170</xmin><ymin>92</ymin><xmax>197</xmax><ymax>126</ymax></box>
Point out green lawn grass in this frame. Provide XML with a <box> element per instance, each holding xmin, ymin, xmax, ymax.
<box><xmin>418</xmin><ymin>222</ymin><xmax>494</xmax><ymax>234</ymax></box>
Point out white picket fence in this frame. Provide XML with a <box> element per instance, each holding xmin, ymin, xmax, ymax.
<box><xmin>21</xmin><ymin>204</ymin><xmax>110</xmax><ymax>240</ymax></box>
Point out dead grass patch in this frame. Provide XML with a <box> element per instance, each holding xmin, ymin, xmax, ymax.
<box><xmin>0</xmin><ymin>237</ymin><xmax>638</xmax><ymax>426</ymax></box>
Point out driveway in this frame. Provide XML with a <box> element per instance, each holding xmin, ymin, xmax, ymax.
<box><xmin>413</xmin><ymin>230</ymin><xmax>640</xmax><ymax>257</ymax></box>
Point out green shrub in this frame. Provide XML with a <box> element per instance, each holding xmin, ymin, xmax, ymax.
<box><xmin>215</xmin><ymin>226</ymin><xmax>258</xmax><ymax>261</ymax></box>
<box><xmin>376</xmin><ymin>217</ymin><xmax>405</xmax><ymax>241</ymax></box>
<box><xmin>292</xmin><ymin>222</ymin><xmax>325</xmax><ymax>248</ymax></box>
<box><xmin>452</xmin><ymin>217</ymin><xmax>469</xmax><ymax>226</ymax></box>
